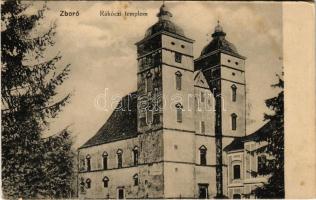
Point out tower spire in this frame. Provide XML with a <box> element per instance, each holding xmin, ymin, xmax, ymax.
<box><xmin>212</xmin><ymin>20</ymin><xmax>226</xmax><ymax>38</ymax></box>
<box><xmin>215</xmin><ymin>20</ymin><xmax>223</xmax><ymax>33</ymax></box>
<box><xmin>157</xmin><ymin>2</ymin><xmax>172</xmax><ymax>20</ymax></box>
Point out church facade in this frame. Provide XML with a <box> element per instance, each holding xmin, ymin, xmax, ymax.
<box><xmin>77</xmin><ymin>4</ymin><xmax>268</xmax><ymax>199</ymax></box>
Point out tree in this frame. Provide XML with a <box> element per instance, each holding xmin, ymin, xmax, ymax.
<box><xmin>41</xmin><ymin>129</ymin><xmax>76</xmax><ymax>198</ymax></box>
<box><xmin>1</xmin><ymin>1</ymin><xmax>71</xmax><ymax>198</ymax></box>
<box><xmin>252</xmin><ymin>74</ymin><xmax>284</xmax><ymax>198</ymax></box>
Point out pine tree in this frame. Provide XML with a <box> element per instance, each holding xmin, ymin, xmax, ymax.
<box><xmin>1</xmin><ymin>1</ymin><xmax>71</xmax><ymax>198</ymax></box>
<box><xmin>252</xmin><ymin>74</ymin><xmax>284</xmax><ymax>198</ymax></box>
<box><xmin>42</xmin><ymin>129</ymin><xmax>76</xmax><ymax>198</ymax></box>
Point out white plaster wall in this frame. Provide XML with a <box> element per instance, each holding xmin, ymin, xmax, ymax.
<box><xmin>78</xmin><ymin>137</ymin><xmax>139</xmax><ymax>171</ymax></box>
<box><xmin>225</xmin><ymin>141</ymin><xmax>269</xmax><ymax>198</ymax></box>
<box><xmin>163</xmin><ymin>130</ymin><xmax>195</xmax><ymax>163</ymax></box>
<box><xmin>162</xmin><ymin>66</ymin><xmax>195</xmax><ymax>131</ymax></box>
<box><xmin>227</xmin><ymin>152</ymin><xmax>244</xmax><ymax>185</ymax></box>
<box><xmin>221</xmin><ymin>80</ymin><xmax>246</xmax><ymax>137</ymax></box>
<box><xmin>162</xmin><ymin>35</ymin><xmax>193</xmax><ymax>59</ymax></box>
<box><xmin>164</xmin><ymin>162</ymin><xmax>195</xmax><ymax>198</ymax></box>
<box><xmin>221</xmin><ymin>67</ymin><xmax>245</xmax><ymax>84</ymax></box>
<box><xmin>194</xmin><ymin>86</ymin><xmax>216</xmax><ymax>136</ymax></box>
<box><xmin>220</xmin><ymin>53</ymin><xmax>246</xmax><ymax>138</ymax></box>
<box><xmin>221</xmin><ymin>53</ymin><xmax>245</xmax><ymax>72</ymax></box>
<box><xmin>195</xmin><ymin>135</ymin><xmax>216</xmax><ymax>166</ymax></box>
<box><xmin>222</xmin><ymin>138</ymin><xmax>236</xmax><ymax>165</ymax></box>
<box><xmin>195</xmin><ymin>165</ymin><xmax>217</xmax><ymax>198</ymax></box>
<box><xmin>79</xmin><ymin>167</ymin><xmax>138</xmax><ymax>199</ymax></box>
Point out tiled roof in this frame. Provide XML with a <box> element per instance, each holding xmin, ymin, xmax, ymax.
<box><xmin>223</xmin><ymin>120</ymin><xmax>274</xmax><ymax>152</ymax></box>
<box><xmin>79</xmin><ymin>92</ymin><xmax>138</xmax><ymax>149</ymax></box>
<box><xmin>243</xmin><ymin>120</ymin><xmax>275</xmax><ymax>142</ymax></box>
<box><xmin>200</xmin><ymin>36</ymin><xmax>240</xmax><ymax>57</ymax></box>
<box><xmin>223</xmin><ymin>137</ymin><xmax>244</xmax><ymax>152</ymax></box>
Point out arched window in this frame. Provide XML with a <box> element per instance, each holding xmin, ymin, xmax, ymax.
<box><xmin>199</xmin><ymin>145</ymin><xmax>207</xmax><ymax>166</ymax></box>
<box><xmin>86</xmin><ymin>155</ymin><xmax>91</xmax><ymax>172</ymax></box>
<box><xmin>153</xmin><ymin>77</ymin><xmax>159</xmax><ymax>90</ymax></box>
<box><xmin>175</xmin><ymin>52</ymin><xmax>182</xmax><ymax>63</ymax></box>
<box><xmin>153</xmin><ymin>112</ymin><xmax>160</xmax><ymax>125</ymax></box>
<box><xmin>175</xmin><ymin>71</ymin><xmax>182</xmax><ymax>90</ymax></box>
<box><xmin>102</xmin><ymin>152</ymin><xmax>108</xmax><ymax>170</ymax></box>
<box><xmin>201</xmin><ymin>91</ymin><xmax>205</xmax><ymax>103</ymax></box>
<box><xmin>175</xmin><ymin>103</ymin><xmax>183</xmax><ymax>123</ymax></box>
<box><xmin>80</xmin><ymin>178</ymin><xmax>85</xmax><ymax>193</ymax></box>
<box><xmin>233</xmin><ymin>165</ymin><xmax>241</xmax><ymax>179</ymax></box>
<box><xmin>133</xmin><ymin>146</ymin><xmax>139</xmax><ymax>166</ymax></box>
<box><xmin>117</xmin><ymin>149</ymin><xmax>123</xmax><ymax>168</ymax></box>
<box><xmin>146</xmin><ymin>72</ymin><xmax>152</xmax><ymax>93</ymax></box>
<box><xmin>231</xmin><ymin>113</ymin><xmax>237</xmax><ymax>130</ymax></box>
<box><xmin>80</xmin><ymin>157</ymin><xmax>86</xmax><ymax>171</ymax></box>
<box><xmin>231</xmin><ymin>84</ymin><xmax>237</xmax><ymax>102</ymax></box>
<box><xmin>258</xmin><ymin>155</ymin><xmax>267</xmax><ymax>174</ymax></box>
<box><xmin>133</xmin><ymin>174</ymin><xmax>139</xmax><ymax>186</ymax></box>
<box><xmin>146</xmin><ymin>103</ymin><xmax>153</xmax><ymax>125</ymax></box>
<box><xmin>154</xmin><ymin>87</ymin><xmax>159</xmax><ymax>99</ymax></box>
<box><xmin>200</xmin><ymin>121</ymin><xmax>205</xmax><ymax>134</ymax></box>
<box><xmin>86</xmin><ymin>178</ymin><xmax>91</xmax><ymax>189</ymax></box>
<box><xmin>103</xmin><ymin>176</ymin><xmax>109</xmax><ymax>188</ymax></box>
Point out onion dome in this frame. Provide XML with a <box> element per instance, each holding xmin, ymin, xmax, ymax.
<box><xmin>200</xmin><ymin>21</ymin><xmax>240</xmax><ymax>57</ymax></box>
<box><xmin>144</xmin><ymin>4</ymin><xmax>185</xmax><ymax>38</ymax></box>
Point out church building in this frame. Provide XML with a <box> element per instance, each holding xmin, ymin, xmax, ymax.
<box><xmin>77</xmin><ymin>4</ymin><xmax>268</xmax><ymax>199</ymax></box>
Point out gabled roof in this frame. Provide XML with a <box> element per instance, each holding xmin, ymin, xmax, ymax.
<box><xmin>79</xmin><ymin>92</ymin><xmax>138</xmax><ymax>149</ymax></box>
<box><xmin>224</xmin><ymin>120</ymin><xmax>274</xmax><ymax>152</ymax></box>
<box><xmin>194</xmin><ymin>70</ymin><xmax>210</xmax><ymax>89</ymax></box>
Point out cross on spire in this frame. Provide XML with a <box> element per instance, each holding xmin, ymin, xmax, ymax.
<box><xmin>206</xmin><ymin>19</ymin><xmax>225</xmax><ymax>41</ymax></box>
<box><xmin>214</xmin><ymin>19</ymin><xmax>224</xmax><ymax>33</ymax></box>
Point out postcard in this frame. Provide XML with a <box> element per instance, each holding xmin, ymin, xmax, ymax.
<box><xmin>1</xmin><ymin>1</ymin><xmax>315</xmax><ymax>199</ymax></box>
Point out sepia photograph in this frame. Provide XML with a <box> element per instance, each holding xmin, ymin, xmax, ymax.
<box><xmin>1</xmin><ymin>1</ymin><xmax>315</xmax><ymax>199</ymax></box>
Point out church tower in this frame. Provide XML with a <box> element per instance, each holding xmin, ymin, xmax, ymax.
<box><xmin>194</xmin><ymin>22</ymin><xmax>246</xmax><ymax>197</ymax></box>
<box><xmin>135</xmin><ymin>4</ymin><xmax>195</xmax><ymax>198</ymax></box>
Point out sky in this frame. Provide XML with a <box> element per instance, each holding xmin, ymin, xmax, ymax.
<box><xmin>29</xmin><ymin>1</ymin><xmax>283</xmax><ymax>148</ymax></box>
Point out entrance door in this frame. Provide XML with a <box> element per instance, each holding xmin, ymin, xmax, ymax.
<box><xmin>233</xmin><ymin>194</ymin><xmax>241</xmax><ymax>199</ymax></box>
<box><xmin>198</xmin><ymin>184</ymin><xmax>209</xmax><ymax>199</ymax></box>
<box><xmin>118</xmin><ymin>188</ymin><xmax>124</xmax><ymax>199</ymax></box>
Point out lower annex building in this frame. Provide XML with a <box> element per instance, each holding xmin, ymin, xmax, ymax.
<box><xmin>78</xmin><ymin>4</ymin><xmax>270</xmax><ymax>199</ymax></box>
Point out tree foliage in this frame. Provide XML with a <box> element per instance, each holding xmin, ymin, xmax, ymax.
<box><xmin>252</xmin><ymin>74</ymin><xmax>284</xmax><ymax>198</ymax></box>
<box><xmin>42</xmin><ymin>129</ymin><xmax>76</xmax><ymax>198</ymax></box>
<box><xmin>1</xmin><ymin>1</ymin><xmax>73</xmax><ymax>198</ymax></box>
